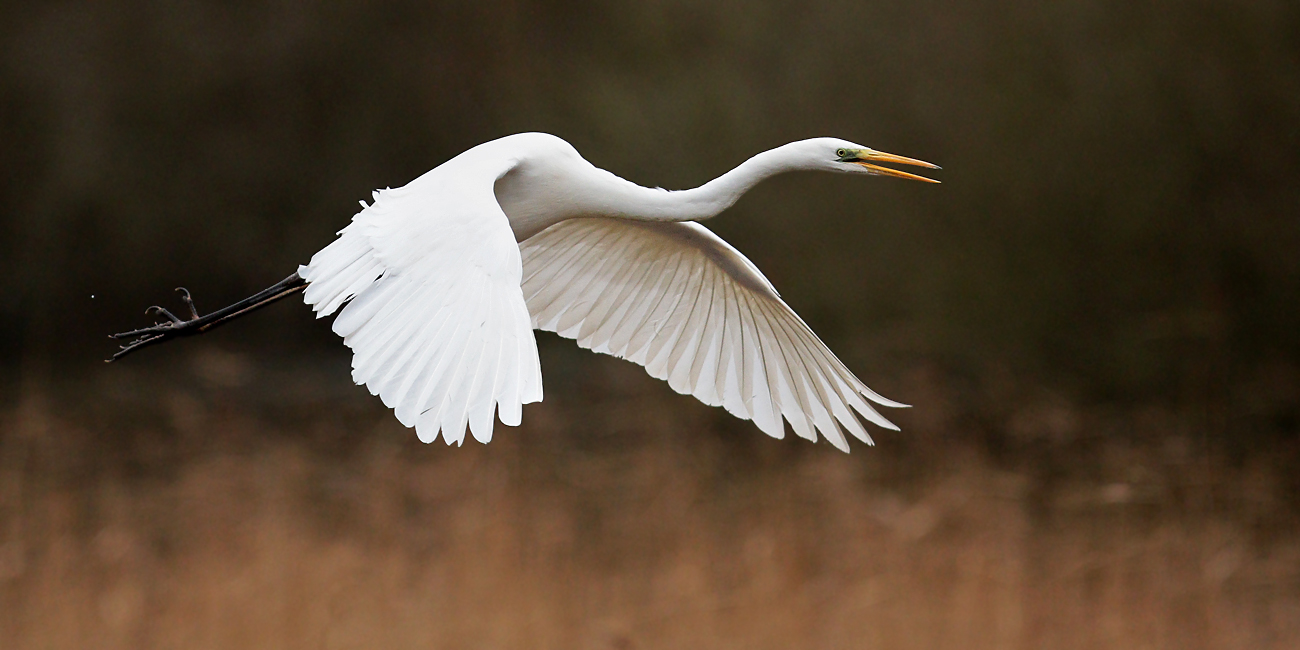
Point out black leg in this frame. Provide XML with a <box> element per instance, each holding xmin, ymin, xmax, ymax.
<box><xmin>108</xmin><ymin>272</ymin><xmax>308</xmax><ymax>362</ymax></box>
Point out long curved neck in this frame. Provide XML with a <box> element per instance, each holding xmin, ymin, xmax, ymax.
<box><xmin>589</xmin><ymin>145</ymin><xmax>798</xmax><ymax>222</ymax></box>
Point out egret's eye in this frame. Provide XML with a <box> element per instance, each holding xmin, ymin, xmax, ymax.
<box><xmin>836</xmin><ymin>148</ymin><xmax>847</xmax><ymax>159</ymax></box>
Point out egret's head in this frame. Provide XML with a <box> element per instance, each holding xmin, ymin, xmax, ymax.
<box><xmin>799</xmin><ymin>138</ymin><xmax>941</xmax><ymax>183</ymax></box>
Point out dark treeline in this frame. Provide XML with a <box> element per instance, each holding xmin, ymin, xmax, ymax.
<box><xmin>1</xmin><ymin>0</ymin><xmax>1296</xmax><ymax>444</ymax></box>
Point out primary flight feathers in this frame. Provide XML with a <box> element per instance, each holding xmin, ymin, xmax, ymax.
<box><xmin>521</xmin><ymin>218</ymin><xmax>903</xmax><ymax>452</ymax></box>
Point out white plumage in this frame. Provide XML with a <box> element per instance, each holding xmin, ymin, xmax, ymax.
<box><xmin>300</xmin><ymin>148</ymin><xmax>540</xmax><ymax>444</ymax></box>
<box><xmin>297</xmin><ymin>133</ymin><xmax>939</xmax><ymax>450</ymax></box>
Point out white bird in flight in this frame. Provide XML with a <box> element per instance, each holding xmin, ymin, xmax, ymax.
<box><xmin>111</xmin><ymin>133</ymin><xmax>940</xmax><ymax>452</ymax></box>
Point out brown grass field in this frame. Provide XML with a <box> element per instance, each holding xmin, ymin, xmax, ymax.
<box><xmin>1</xmin><ymin>348</ymin><xmax>1297</xmax><ymax>649</ymax></box>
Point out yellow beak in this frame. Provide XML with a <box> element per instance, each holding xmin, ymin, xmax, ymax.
<box><xmin>853</xmin><ymin>150</ymin><xmax>942</xmax><ymax>183</ymax></box>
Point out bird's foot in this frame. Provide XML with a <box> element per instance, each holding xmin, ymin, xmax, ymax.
<box><xmin>106</xmin><ymin>272</ymin><xmax>308</xmax><ymax>363</ymax></box>
<box><xmin>108</xmin><ymin>287</ymin><xmax>210</xmax><ymax>361</ymax></box>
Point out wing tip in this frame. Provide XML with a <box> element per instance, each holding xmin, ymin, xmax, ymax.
<box><xmin>827</xmin><ymin>436</ymin><xmax>851</xmax><ymax>453</ymax></box>
<box><xmin>860</xmin><ymin>388</ymin><xmax>911</xmax><ymax>409</ymax></box>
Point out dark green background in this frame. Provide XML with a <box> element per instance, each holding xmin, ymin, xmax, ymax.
<box><xmin>2</xmin><ymin>0</ymin><xmax>1297</xmax><ymax>436</ymax></box>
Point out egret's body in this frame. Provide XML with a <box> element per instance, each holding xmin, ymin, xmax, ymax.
<box><xmin>114</xmin><ymin>133</ymin><xmax>939</xmax><ymax>452</ymax></box>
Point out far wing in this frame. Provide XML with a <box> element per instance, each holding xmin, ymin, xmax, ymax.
<box><xmin>299</xmin><ymin>165</ymin><xmax>542</xmax><ymax>445</ymax></box>
<box><xmin>519</xmin><ymin>218</ymin><xmax>904</xmax><ymax>451</ymax></box>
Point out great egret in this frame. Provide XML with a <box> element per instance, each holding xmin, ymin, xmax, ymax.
<box><xmin>111</xmin><ymin>133</ymin><xmax>939</xmax><ymax>452</ymax></box>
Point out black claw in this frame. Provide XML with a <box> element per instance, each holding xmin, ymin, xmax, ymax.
<box><xmin>146</xmin><ymin>305</ymin><xmax>183</xmax><ymax>324</ymax></box>
<box><xmin>176</xmin><ymin>287</ymin><xmax>200</xmax><ymax>320</ymax></box>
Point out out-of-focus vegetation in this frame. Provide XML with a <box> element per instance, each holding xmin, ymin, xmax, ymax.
<box><xmin>1</xmin><ymin>1</ymin><xmax>1298</xmax><ymax>647</ymax></box>
<box><xmin>2</xmin><ymin>354</ymin><xmax>1299</xmax><ymax>648</ymax></box>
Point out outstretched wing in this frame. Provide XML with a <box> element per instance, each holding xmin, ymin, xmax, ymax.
<box><xmin>519</xmin><ymin>218</ymin><xmax>904</xmax><ymax>451</ymax></box>
<box><xmin>298</xmin><ymin>165</ymin><xmax>542</xmax><ymax>445</ymax></box>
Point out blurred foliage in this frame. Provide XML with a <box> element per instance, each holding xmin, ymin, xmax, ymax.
<box><xmin>3</xmin><ymin>365</ymin><xmax>1299</xmax><ymax>648</ymax></box>
<box><xmin>0</xmin><ymin>1</ymin><xmax>1297</xmax><ymax>427</ymax></box>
